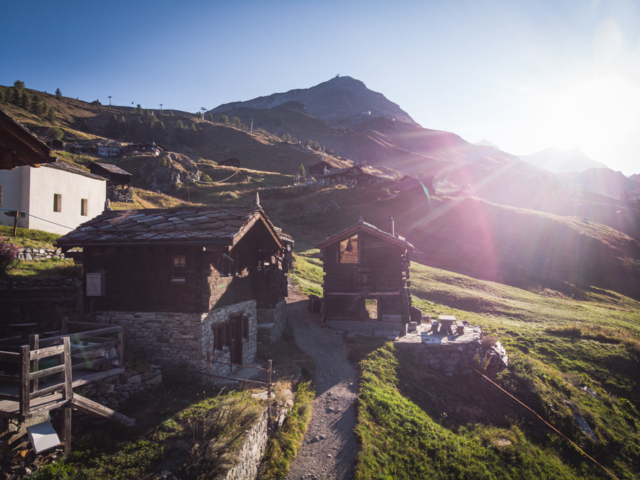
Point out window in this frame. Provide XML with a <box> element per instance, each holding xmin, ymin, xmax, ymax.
<box><xmin>172</xmin><ymin>255</ymin><xmax>186</xmax><ymax>281</ymax></box>
<box><xmin>213</xmin><ymin>323</ymin><xmax>230</xmax><ymax>351</ymax></box>
<box><xmin>339</xmin><ymin>234</ymin><xmax>359</xmax><ymax>263</ymax></box>
<box><xmin>364</xmin><ymin>299</ymin><xmax>378</xmax><ymax>320</ymax></box>
<box><xmin>80</xmin><ymin>198</ymin><xmax>88</xmax><ymax>216</ymax></box>
<box><xmin>53</xmin><ymin>194</ymin><xmax>62</xmax><ymax>213</ymax></box>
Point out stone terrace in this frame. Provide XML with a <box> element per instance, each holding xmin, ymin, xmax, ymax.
<box><xmin>395</xmin><ymin>324</ymin><xmax>483</xmax><ymax>375</ymax></box>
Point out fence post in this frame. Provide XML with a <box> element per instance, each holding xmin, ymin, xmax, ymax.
<box><xmin>267</xmin><ymin>359</ymin><xmax>272</xmax><ymax>428</ymax></box>
<box><xmin>28</xmin><ymin>334</ymin><xmax>39</xmax><ymax>393</ymax></box>
<box><xmin>19</xmin><ymin>345</ymin><xmax>30</xmax><ymax>417</ymax></box>
<box><xmin>62</xmin><ymin>337</ymin><xmax>73</xmax><ymax>456</ymax></box>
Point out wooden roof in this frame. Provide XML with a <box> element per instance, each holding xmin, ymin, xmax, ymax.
<box><xmin>316</xmin><ymin>219</ymin><xmax>414</xmax><ymax>251</ymax></box>
<box><xmin>0</xmin><ymin>107</ymin><xmax>57</xmax><ymax>170</ymax></box>
<box><xmin>90</xmin><ymin>162</ymin><xmax>133</xmax><ymax>176</ymax></box>
<box><xmin>56</xmin><ymin>205</ymin><xmax>288</xmax><ymax>249</ymax></box>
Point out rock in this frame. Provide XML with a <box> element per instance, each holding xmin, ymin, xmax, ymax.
<box><xmin>573</xmin><ymin>413</ymin><xmax>598</xmax><ymax>443</ymax></box>
<box><xmin>128</xmin><ymin>375</ymin><xmax>142</xmax><ymax>384</ymax></box>
<box><xmin>311</xmin><ymin>436</ymin><xmax>320</xmax><ymax>443</ymax></box>
<box><xmin>145</xmin><ymin>374</ymin><xmax>162</xmax><ymax>386</ymax></box>
<box><xmin>326</xmin><ymin>407</ymin><xmax>335</xmax><ymax>413</ymax></box>
<box><xmin>327</xmin><ymin>392</ymin><xmax>332</xmax><ymax>396</ymax></box>
<box><xmin>98</xmin><ymin>383</ymin><xmax>115</xmax><ymax>394</ymax></box>
<box><xmin>319</xmin><ymin>435</ymin><xmax>326</xmax><ymax>440</ymax></box>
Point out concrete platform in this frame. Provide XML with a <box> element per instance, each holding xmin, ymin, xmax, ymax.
<box><xmin>396</xmin><ymin>323</ymin><xmax>482</xmax><ymax>347</ymax></box>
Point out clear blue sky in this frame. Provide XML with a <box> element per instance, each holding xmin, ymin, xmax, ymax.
<box><xmin>1</xmin><ymin>0</ymin><xmax>639</xmax><ymax>175</ymax></box>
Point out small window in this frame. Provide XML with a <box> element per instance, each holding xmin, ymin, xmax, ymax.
<box><xmin>53</xmin><ymin>194</ymin><xmax>62</xmax><ymax>213</ymax></box>
<box><xmin>364</xmin><ymin>299</ymin><xmax>378</xmax><ymax>320</ymax></box>
<box><xmin>339</xmin><ymin>234</ymin><xmax>359</xmax><ymax>263</ymax></box>
<box><xmin>172</xmin><ymin>255</ymin><xmax>186</xmax><ymax>281</ymax></box>
<box><xmin>80</xmin><ymin>198</ymin><xmax>88</xmax><ymax>216</ymax></box>
<box><xmin>214</xmin><ymin>324</ymin><xmax>228</xmax><ymax>351</ymax></box>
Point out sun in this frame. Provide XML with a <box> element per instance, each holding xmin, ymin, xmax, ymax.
<box><xmin>538</xmin><ymin>75</ymin><xmax>640</xmax><ymax>158</ymax></box>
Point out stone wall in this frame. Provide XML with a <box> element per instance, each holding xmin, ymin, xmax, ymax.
<box><xmin>256</xmin><ymin>299</ymin><xmax>287</xmax><ymax>343</ymax></box>
<box><xmin>395</xmin><ymin>338</ymin><xmax>482</xmax><ymax>375</ymax></box>
<box><xmin>326</xmin><ymin>319</ymin><xmax>406</xmax><ymax>337</ymax></box>
<box><xmin>16</xmin><ymin>247</ymin><xmax>64</xmax><ymax>261</ymax></box>
<box><xmin>221</xmin><ymin>410</ymin><xmax>270</xmax><ymax>480</ymax></box>
<box><xmin>96</xmin><ymin>300</ymin><xmax>257</xmax><ymax>372</ymax></box>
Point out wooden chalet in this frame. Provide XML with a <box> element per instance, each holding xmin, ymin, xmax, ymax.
<box><xmin>88</xmin><ymin>162</ymin><xmax>132</xmax><ymax>187</ymax></box>
<box><xmin>0</xmin><ymin>107</ymin><xmax>57</xmax><ymax>170</ymax></box>
<box><xmin>316</xmin><ymin>216</ymin><xmax>414</xmax><ymax>336</ymax></box>
<box><xmin>318</xmin><ymin>166</ymin><xmax>393</xmax><ymax>187</ymax></box>
<box><xmin>218</xmin><ymin>157</ymin><xmax>241</xmax><ymax>168</ymax></box>
<box><xmin>55</xmin><ymin>200</ymin><xmax>293</xmax><ymax>373</ymax></box>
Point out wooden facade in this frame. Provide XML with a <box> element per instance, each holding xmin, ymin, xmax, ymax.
<box><xmin>0</xmin><ymin>107</ymin><xmax>57</xmax><ymax>170</ymax></box>
<box><xmin>88</xmin><ymin>162</ymin><xmax>132</xmax><ymax>187</ymax></box>
<box><xmin>317</xmin><ymin>218</ymin><xmax>414</xmax><ymax>327</ymax></box>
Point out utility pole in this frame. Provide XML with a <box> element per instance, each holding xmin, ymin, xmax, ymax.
<box><xmin>250</xmin><ymin>120</ymin><xmax>253</xmax><ymax>135</ymax></box>
<box><xmin>160</xmin><ymin>103</ymin><xmax>163</xmax><ymax>111</ymax></box>
<box><xmin>201</xmin><ymin>107</ymin><xmax>206</xmax><ymax>120</ymax></box>
<box><xmin>108</xmin><ymin>96</ymin><xmax>112</xmax><ymax>106</ymax></box>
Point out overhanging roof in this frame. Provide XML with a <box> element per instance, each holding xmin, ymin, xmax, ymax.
<box><xmin>316</xmin><ymin>220</ymin><xmax>414</xmax><ymax>251</ymax></box>
<box><xmin>56</xmin><ymin>205</ymin><xmax>286</xmax><ymax>249</ymax></box>
<box><xmin>0</xmin><ymin>107</ymin><xmax>57</xmax><ymax>170</ymax></box>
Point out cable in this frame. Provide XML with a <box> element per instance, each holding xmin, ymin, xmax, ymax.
<box><xmin>192</xmin><ymin>170</ymin><xmax>239</xmax><ymax>185</ymax></box>
<box><xmin>473</xmin><ymin>368</ymin><xmax>619</xmax><ymax>480</ymax></box>
<box><xmin>0</xmin><ymin>208</ymin><xmax>74</xmax><ymax>230</ymax></box>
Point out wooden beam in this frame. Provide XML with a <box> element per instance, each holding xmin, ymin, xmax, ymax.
<box><xmin>30</xmin><ymin>344</ymin><xmax>65</xmax><ymax>360</ymax></box>
<box><xmin>29</xmin><ymin>364</ymin><xmax>65</xmax><ymax>381</ymax></box>
<box><xmin>19</xmin><ymin>345</ymin><xmax>30</xmax><ymax>416</ymax></box>
<box><xmin>71</xmin><ymin>394</ymin><xmax>135</xmax><ymax>427</ymax></box>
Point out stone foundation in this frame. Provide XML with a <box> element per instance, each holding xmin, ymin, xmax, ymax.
<box><xmin>256</xmin><ymin>300</ymin><xmax>287</xmax><ymax>343</ymax></box>
<box><xmin>96</xmin><ymin>300</ymin><xmax>257</xmax><ymax>372</ymax></box>
<box><xmin>221</xmin><ymin>410</ymin><xmax>270</xmax><ymax>480</ymax></box>
<box><xmin>395</xmin><ymin>324</ymin><xmax>483</xmax><ymax>375</ymax></box>
<box><xmin>326</xmin><ymin>319</ymin><xmax>406</xmax><ymax>338</ymax></box>
<box><xmin>82</xmin><ymin>365</ymin><xmax>163</xmax><ymax>410</ymax></box>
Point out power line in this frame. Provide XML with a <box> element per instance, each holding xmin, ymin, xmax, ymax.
<box><xmin>1</xmin><ymin>208</ymin><xmax>74</xmax><ymax>231</ymax></box>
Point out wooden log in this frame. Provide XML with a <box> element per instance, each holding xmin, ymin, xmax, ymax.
<box><xmin>19</xmin><ymin>346</ymin><xmax>30</xmax><ymax>416</ymax></box>
<box><xmin>72</xmin><ymin>355</ymin><xmax>114</xmax><ymax>372</ymax></box>
<box><xmin>29</xmin><ymin>383</ymin><xmax>64</xmax><ymax>400</ymax></box>
<box><xmin>71</xmin><ymin>394</ymin><xmax>135</xmax><ymax>427</ymax></box>
<box><xmin>29</xmin><ymin>364</ymin><xmax>65</xmax><ymax>381</ymax></box>
<box><xmin>63</xmin><ymin>338</ymin><xmax>72</xmax><ymax>401</ymax></box>
<box><xmin>70</xmin><ymin>340</ymin><xmax>119</xmax><ymax>354</ymax></box>
<box><xmin>71</xmin><ymin>367</ymin><xmax>124</xmax><ymax>389</ymax></box>
<box><xmin>61</xmin><ymin>320</ymin><xmax>113</xmax><ymax>330</ymax></box>
<box><xmin>29</xmin><ymin>344</ymin><xmax>65</xmax><ymax>360</ymax></box>
<box><xmin>0</xmin><ymin>374</ymin><xmax>19</xmax><ymax>382</ymax></box>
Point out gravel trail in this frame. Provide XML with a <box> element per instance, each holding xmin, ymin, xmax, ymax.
<box><xmin>286</xmin><ymin>286</ymin><xmax>358</xmax><ymax>480</ymax></box>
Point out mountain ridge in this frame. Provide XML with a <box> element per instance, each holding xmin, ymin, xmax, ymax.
<box><xmin>520</xmin><ymin>147</ymin><xmax>607</xmax><ymax>173</ymax></box>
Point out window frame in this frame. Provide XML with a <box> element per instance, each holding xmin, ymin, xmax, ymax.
<box><xmin>80</xmin><ymin>198</ymin><xmax>88</xmax><ymax>216</ymax></box>
<box><xmin>53</xmin><ymin>193</ymin><xmax>62</xmax><ymax>213</ymax></box>
<box><xmin>171</xmin><ymin>255</ymin><xmax>186</xmax><ymax>282</ymax></box>
<box><xmin>339</xmin><ymin>234</ymin><xmax>359</xmax><ymax>264</ymax></box>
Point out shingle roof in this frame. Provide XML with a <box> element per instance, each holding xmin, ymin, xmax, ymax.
<box><xmin>92</xmin><ymin>162</ymin><xmax>133</xmax><ymax>176</ymax></box>
<box><xmin>316</xmin><ymin>219</ymin><xmax>414</xmax><ymax>251</ymax></box>
<box><xmin>45</xmin><ymin>160</ymin><xmax>106</xmax><ymax>181</ymax></box>
<box><xmin>56</xmin><ymin>205</ymin><xmax>287</xmax><ymax>248</ymax></box>
<box><xmin>0</xmin><ymin>107</ymin><xmax>57</xmax><ymax>169</ymax></box>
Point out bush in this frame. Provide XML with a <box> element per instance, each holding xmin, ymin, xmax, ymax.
<box><xmin>481</xmin><ymin>335</ymin><xmax>497</xmax><ymax>349</ymax></box>
<box><xmin>200</xmin><ymin>173</ymin><xmax>212</xmax><ymax>182</ymax></box>
<box><xmin>0</xmin><ymin>237</ymin><xmax>19</xmax><ymax>277</ymax></box>
<box><xmin>47</xmin><ymin>126</ymin><xmax>64</xmax><ymax>141</ymax></box>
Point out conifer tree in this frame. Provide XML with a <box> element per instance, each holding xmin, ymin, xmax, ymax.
<box><xmin>298</xmin><ymin>163</ymin><xmax>307</xmax><ymax>178</ymax></box>
<box><xmin>47</xmin><ymin>108</ymin><xmax>56</xmax><ymax>124</ymax></box>
<box><xmin>232</xmin><ymin>116</ymin><xmax>242</xmax><ymax>127</ymax></box>
<box><xmin>55</xmin><ymin>88</ymin><xmax>62</xmax><ymax>99</ymax></box>
<box><xmin>0</xmin><ymin>90</ymin><xmax>4</xmax><ymax>103</ymax></box>
<box><xmin>168</xmin><ymin>110</ymin><xmax>174</xmax><ymax>117</ymax></box>
<box><xmin>219</xmin><ymin>114</ymin><xmax>229</xmax><ymax>124</ymax></box>
<box><xmin>20</xmin><ymin>92</ymin><xmax>29</xmax><ymax>109</ymax></box>
<box><xmin>14</xmin><ymin>80</ymin><xmax>25</xmax><ymax>90</ymax></box>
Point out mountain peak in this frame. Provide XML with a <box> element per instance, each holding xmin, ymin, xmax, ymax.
<box><xmin>210</xmin><ymin>76</ymin><xmax>417</xmax><ymax>127</ymax></box>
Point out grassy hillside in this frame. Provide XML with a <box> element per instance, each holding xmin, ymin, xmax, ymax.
<box><xmin>292</xmin><ymin>248</ymin><xmax>640</xmax><ymax>479</ymax></box>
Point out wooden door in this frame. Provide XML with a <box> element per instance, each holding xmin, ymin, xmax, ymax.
<box><xmin>229</xmin><ymin>316</ymin><xmax>243</xmax><ymax>365</ymax></box>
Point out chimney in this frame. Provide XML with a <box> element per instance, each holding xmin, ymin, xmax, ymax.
<box><xmin>387</xmin><ymin>215</ymin><xmax>394</xmax><ymax>236</ymax></box>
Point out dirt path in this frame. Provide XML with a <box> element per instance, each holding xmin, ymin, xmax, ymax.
<box><xmin>286</xmin><ymin>285</ymin><xmax>358</xmax><ymax>480</ymax></box>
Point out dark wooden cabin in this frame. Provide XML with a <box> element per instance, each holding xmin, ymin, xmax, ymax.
<box><xmin>218</xmin><ymin>157</ymin><xmax>241</xmax><ymax>167</ymax></box>
<box><xmin>0</xmin><ymin>107</ymin><xmax>57</xmax><ymax>170</ymax></box>
<box><xmin>55</xmin><ymin>202</ymin><xmax>293</xmax><ymax>371</ymax></box>
<box><xmin>316</xmin><ymin>216</ymin><xmax>414</xmax><ymax>336</ymax></box>
<box><xmin>396</xmin><ymin>175</ymin><xmax>435</xmax><ymax>195</ymax></box>
<box><xmin>89</xmin><ymin>162</ymin><xmax>132</xmax><ymax>187</ymax></box>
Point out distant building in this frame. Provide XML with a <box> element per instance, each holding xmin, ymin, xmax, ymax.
<box><xmin>318</xmin><ymin>166</ymin><xmax>393</xmax><ymax>187</ymax></box>
<box><xmin>0</xmin><ymin>161</ymin><xmax>107</xmax><ymax>235</ymax></box>
<box><xmin>47</xmin><ymin>139</ymin><xmax>65</xmax><ymax>151</ymax></box>
<box><xmin>316</xmin><ymin>216</ymin><xmax>414</xmax><ymax>336</ymax></box>
<box><xmin>88</xmin><ymin>162</ymin><xmax>132</xmax><ymax>187</ymax></box>
<box><xmin>218</xmin><ymin>157</ymin><xmax>241</xmax><ymax>168</ymax></box>
<box><xmin>121</xmin><ymin>143</ymin><xmax>166</xmax><ymax>156</ymax></box>
<box><xmin>0</xmin><ymin>107</ymin><xmax>57</xmax><ymax>170</ymax></box>
<box><xmin>97</xmin><ymin>142</ymin><xmax>122</xmax><ymax>157</ymax></box>
<box><xmin>309</xmin><ymin>161</ymin><xmax>335</xmax><ymax>175</ymax></box>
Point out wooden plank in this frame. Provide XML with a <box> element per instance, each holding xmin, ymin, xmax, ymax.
<box><xmin>29</xmin><ymin>383</ymin><xmax>64</xmax><ymax>400</ymax></box>
<box><xmin>68</xmin><ymin>326</ymin><xmax>121</xmax><ymax>338</ymax></box>
<box><xmin>63</xmin><ymin>338</ymin><xmax>72</xmax><ymax>401</ymax></box>
<box><xmin>0</xmin><ymin>287</ymin><xmax>76</xmax><ymax>293</ymax></box>
<box><xmin>0</xmin><ymin>297</ymin><xmax>76</xmax><ymax>304</ymax></box>
<box><xmin>29</xmin><ymin>334</ymin><xmax>39</xmax><ymax>394</ymax></box>
<box><xmin>30</xmin><ymin>344</ymin><xmax>65</xmax><ymax>360</ymax></box>
<box><xmin>200</xmin><ymin>371</ymin><xmax>274</xmax><ymax>387</ymax></box>
<box><xmin>70</xmin><ymin>340</ymin><xmax>119</xmax><ymax>354</ymax></box>
<box><xmin>27</xmin><ymin>399</ymin><xmax>69</xmax><ymax>417</ymax></box>
<box><xmin>71</xmin><ymin>367</ymin><xmax>124</xmax><ymax>389</ymax></box>
<box><xmin>70</xmin><ymin>335</ymin><xmax>118</xmax><ymax>344</ymax></box>
<box><xmin>62</xmin><ymin>320</ymin><xmax>114</xmax><ymax>330</ymax></box>
<box><xmin>0</xmin><ymin>374</ymin><xmax>19</xmax><ymax>382</ymax></box>
<box><xmin>0</xmin><ymin>393</ymin><xmax>20</xmax><ymax>401</ymax></box>
<box><xmin>71</xmin><ymin>394</ymin><xmax>135</xmax><ymax>427</ymax></box>
<box><xmin>0</xmin><ymin>351</ymin><xmax>20</xmax><ymax>362</ymax></box>
<box><xmin>62</xmin><ymin>405</ymin><xmax>72</xmax><ymax>456</ymax></box>
<box><xmin>29</xmin><ymin>364</ymin><xmax>65</xmax><ymax>381</ymax></box>
<box><xmin>19</xmin><ymin>346</ymin><xmax>30</xmax><ymax>416</ymax></box>
<box><xmin>72</xmin><ymin>356</ymin><xmax>115</xmax><ymax>372</ymax></box>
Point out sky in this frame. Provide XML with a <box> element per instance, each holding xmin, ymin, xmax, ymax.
<box><xmin>1</xmin><ymin>0</ymin><xmax>639</xmax><ymax>175</ymax></box>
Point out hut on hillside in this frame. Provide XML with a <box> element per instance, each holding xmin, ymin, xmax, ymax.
<box><xmin>89</xmin><ymin>162</ymin><xmax>132</xmax><ymax>187</ymax></box>
<box><xmin>396</xmin><ymin>175</ymin><xmax>436</xmax><ymax>195</ymax></box>
<box><xmin>316</xmin><ymin>216</ymin><xmax>414</xmax><ymax>336</ymax></box>
<box><xmin>218</xmin><ymin>157</ymin><xmax>241</xmax><ymax>168</ymax></box>
<box><xmin>318</xmin><ymin>166</ymin><xmax>393</xmax><ymax>187</ymax></box>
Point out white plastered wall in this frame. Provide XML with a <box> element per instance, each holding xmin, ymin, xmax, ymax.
<box><xmin>0</xmin><ymin>165</ymin><xmax>106</xmax><ymax>234</ymax></box>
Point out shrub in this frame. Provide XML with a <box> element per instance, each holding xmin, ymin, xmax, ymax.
<box><xmin>481</xmin><ymin>335</ymin><xmax>497</xmax><ymax>350</ymax></box>
<box><xmin>47</xmin><ymin>126</ymin><xmax>64</xmax><ymax>141</ymax></box>
<box><xmin>200</xmin><ymin>173</ymin><xmax>212</xmax><ymax>182</ymax></box>
<box><xmin>0</xmin><ymin>237</ymin><xmax>19</xmax><ymax>277</ymax></box>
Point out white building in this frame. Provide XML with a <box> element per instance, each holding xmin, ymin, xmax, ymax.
<box><xmin>0</xmin><ymin>161</ymin><xmax>107</xmax><ymax>235</ymax></box>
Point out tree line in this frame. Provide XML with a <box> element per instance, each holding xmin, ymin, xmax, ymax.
<box><xmin>0</xmin><ymin>80</ymin><xmax>58</xmax><ymax>124</ymax></box>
